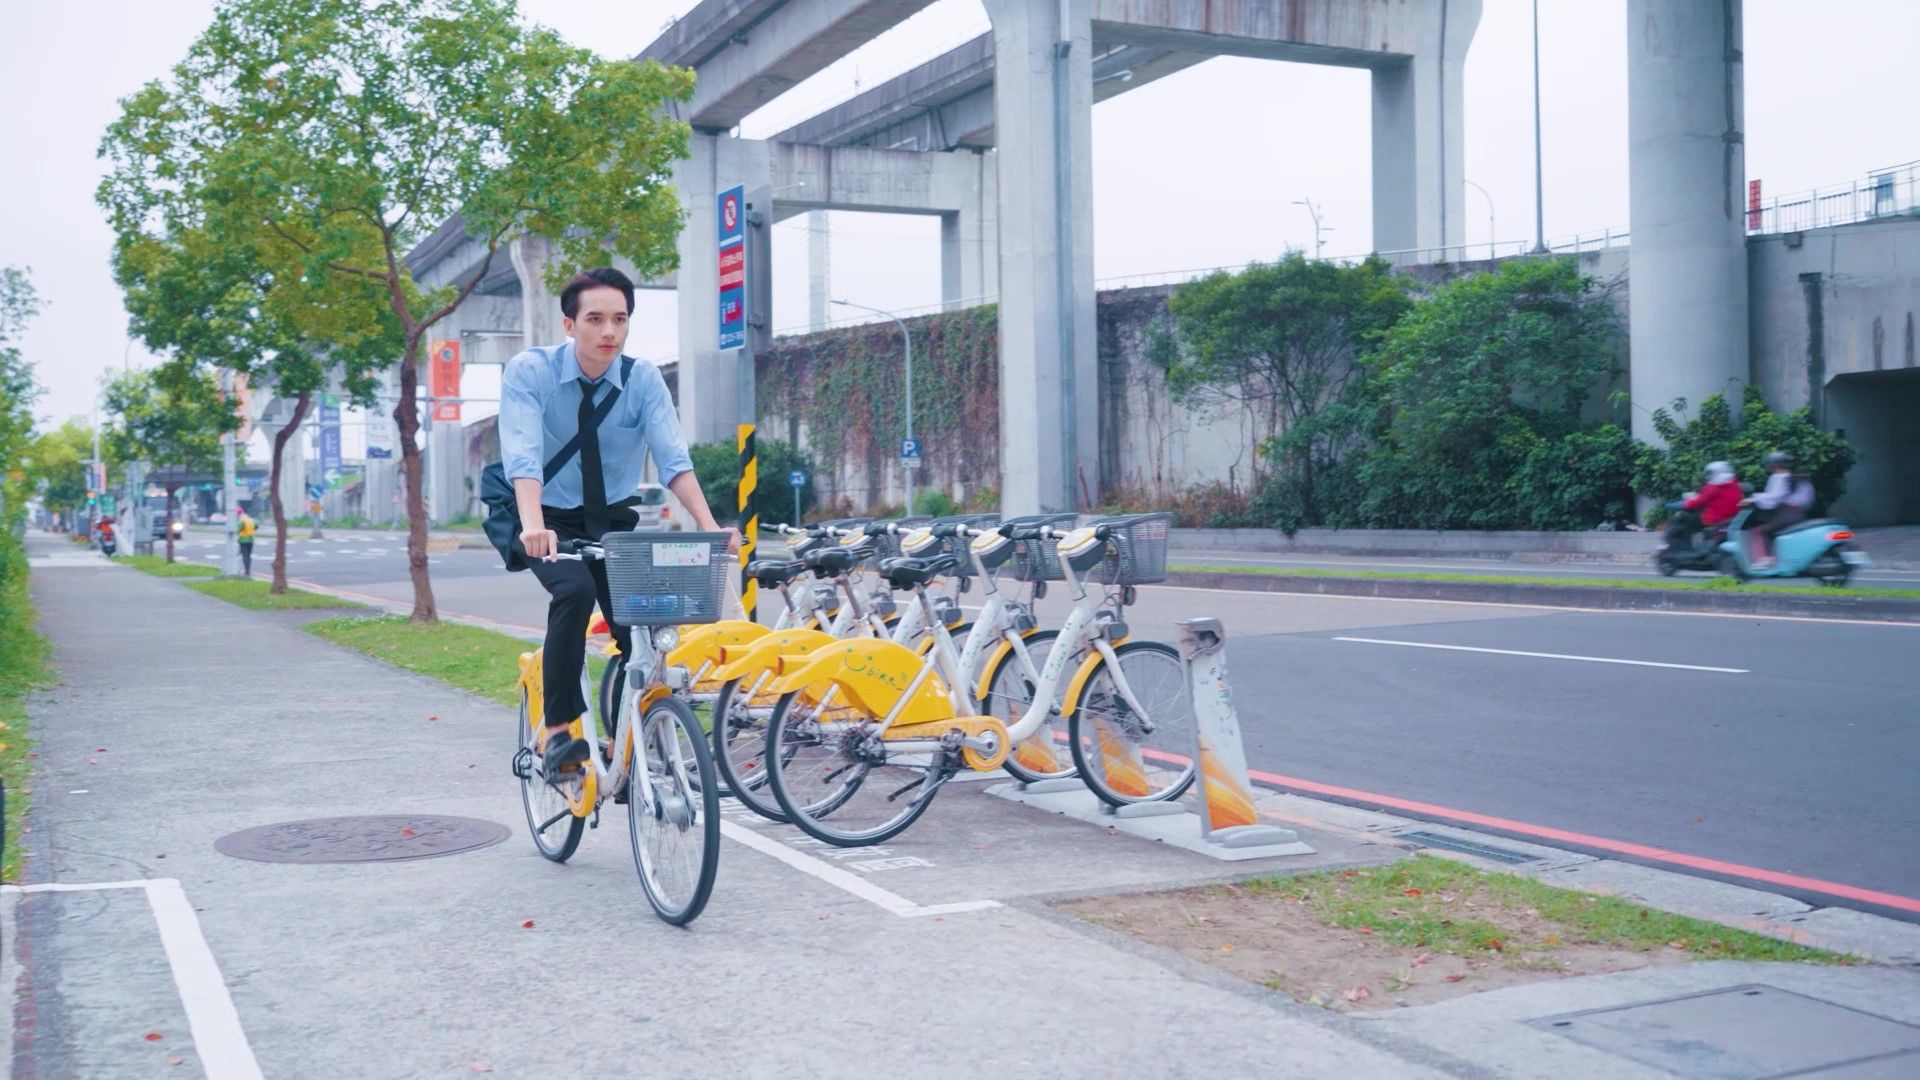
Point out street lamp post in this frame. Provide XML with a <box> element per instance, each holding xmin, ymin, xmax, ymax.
<box><xmin>1530</xmin><ymin>0</ymin><xmax>1549</xmax><ymax>254</ymax></box>
<box><xmin>1464</xmin><ymin>179</ymin><xmax>1497</xmax><ymax>260</ymax></box>
<box><xmin>832</xmin><ymin>299</ymin><xmax>914</xmax><ymax>516</ymax></box>
<box><xmin>1293</xmin><ymin>198</ymin><xmax>1331</xmax><ymax>259</ymax></box>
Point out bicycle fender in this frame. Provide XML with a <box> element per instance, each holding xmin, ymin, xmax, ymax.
<box><xmin>766</xmin><ymin>639</ymin><xmax>957</xmax><ymax>726</ymax></box>
<box><xmin>972</xmin><ymin>627</ymin><xmax>1049</xmax><ymax>704</ymax></box>
<box><xmin>665</xmin><ymin>620</ymin><xmax>769</xmax><ymax>673</ymax></box>
<box><xmin>1056</xmin><ymin>636</ymin><xmax>1129</xmax><ymax>717</ymax></box>
<box><xmin>711</xmin><ymin>627</ymin><xmax>836</xmax><ymax>684</ymax></box>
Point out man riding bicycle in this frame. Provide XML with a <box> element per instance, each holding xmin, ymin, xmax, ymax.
<box><xmin>499</xmin><ymin>267</ymin><xmax>739</xmax><ymax>781</ymax></box>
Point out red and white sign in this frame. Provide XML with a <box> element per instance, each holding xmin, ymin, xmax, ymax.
<box><xmin>428</xmin><ymin>339</ymin><xmax>461</xmax><ymax>423</ymax></box>
<box><xmin>1748</xmin><ymin>179</ymin><xmax>1762</xmax><ymax>231</ymax></box>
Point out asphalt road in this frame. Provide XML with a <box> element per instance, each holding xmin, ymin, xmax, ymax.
<box><xmin>1167</xmin><ymin>547</ymin><xmax>1920</xmax><ymax>588</ymax></box>
<box><xmin>163</xmin><ymin>534</ymin><xmax>1920</xmax><ymax>914</ymax></box>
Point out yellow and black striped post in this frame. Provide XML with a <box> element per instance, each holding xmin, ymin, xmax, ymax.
<box><xmin>737</xmin><ymin>423</ymin><xmax>758</xmax><ymax>621</ymax></box>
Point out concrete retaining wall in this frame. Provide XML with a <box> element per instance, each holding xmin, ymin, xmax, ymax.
<box><xmin>1171</xmin><ymin>526</ymin><xmax>1660</xmax><ymax>562</ymax></box>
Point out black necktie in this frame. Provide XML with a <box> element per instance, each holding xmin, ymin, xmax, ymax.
<box><xmin>576</xmin><ymin>377</ymin><xmax>609</xmax><ymax>539</ymax></box>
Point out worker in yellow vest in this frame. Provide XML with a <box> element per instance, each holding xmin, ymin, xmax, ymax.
<box><xmin>237</xmin><ymin>506</ymin><xmax>258</xmax><ymax>576</ymax></box>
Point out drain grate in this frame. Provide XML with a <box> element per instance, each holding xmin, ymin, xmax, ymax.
<box><xmin>1397</xmin><ymin>830</ymin><xmax>1538</xmax><ymax>865</ymax></box>
<box><xmin>215</xmin><ymin>815</ymin><xmax>510</xmax><ymax>864</ymax></box>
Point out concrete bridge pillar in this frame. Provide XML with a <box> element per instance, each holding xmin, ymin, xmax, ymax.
<box><xmin>509</xmin><ymin>233</ymin><xmax>563</xmax><ymax>350</ymax></box>
<box><xmin>675</xmin><ymin>133</ymin><xmax>775</xmax><ymax>446</ymax></box>
<box><xmin>1371</xmin><ymin>0</ymin><xmax>1479</xmax><ymax>255</ymax></box>
<box><xmin>1627</xmin><ymin>0</ymin><xmax>1748</xmax><ymax>443</ymax></box>
<box><xmin>941</xmin><ymin>150</ymin><xmax>998</xmax><ymax>310</ymax></box>
<box><xmin>808</xmin><ymin>211</ymin><xmax>831</xmax><ymax>331</ymax></box>
<box><xmin>984</xmin><ymin>0</ymin><xmax>1096</xmax><ymax>514</ymax></box>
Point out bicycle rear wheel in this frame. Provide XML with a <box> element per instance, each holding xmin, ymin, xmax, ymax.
<box><xmin>763</xmin><ymin>690</ymin><xmax>942</xmax><ymax>847</ymax></box>
<box><xmin>1066</xmin><ymin>640</ymin><xmax>1196</xmax><ymax>807</ymax></box>
<box><xmin>984</xmin><ymin>630</ymin><xmax>1077</xmax><ymax>784</ymax></box>
<box><xmin>628</xmin><ymin>695</ymin><xmax>720</xmax><ymax>925</ymax></box>
<box><xmin>710</xmin><ymin>675</ymin><xmax>788</xmax><ymax>823</ymax></box>
<box><xmin>517</xmin><ymin>689</ymin><xmax>584</xmax><ymax>862</ymax></box>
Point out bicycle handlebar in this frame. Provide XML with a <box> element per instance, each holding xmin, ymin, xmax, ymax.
<box><xmin>547</xmin><ymin>538</ymin><xmax>605</xmax><ymax>561</ymax></box>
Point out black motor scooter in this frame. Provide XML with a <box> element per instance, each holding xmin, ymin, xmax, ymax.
<box><xmin>1654</xmin><ymin>502</ymin><xmax>1724</xmax><ymax>576</ymax></box>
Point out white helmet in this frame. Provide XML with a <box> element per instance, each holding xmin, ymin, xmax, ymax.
<box><xmin>1705</xmin><ymin>461</ymin><xmax>1734</xmax><ymax>485</ymax></box>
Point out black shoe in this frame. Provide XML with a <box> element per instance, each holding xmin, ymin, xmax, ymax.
<box><xmin>541</xmin><ymin>732</ymin><xmax>590</xmax><ymax>782</ymax></box>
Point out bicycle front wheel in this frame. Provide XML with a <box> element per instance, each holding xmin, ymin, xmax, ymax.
<box><xmin>985</xmin><ymin>630</ymin><xmax>1077</xmax><ymax>784</ymax></box>
<box><xmin>710</xmin><ymin>675</ymin><xmax>788</xmax><ymax>823</ymax></box>
<box><xmin>1066</xmin><ymin>640</ymin><xmax>1196</xmax><ymax>806</ymax></box>
<box><xmin>763</xmin><ymin>690</ymin><xmax>942</xmax><ymax>847</ymax></box>
<box><xmin>628</xmin><ymin>695</ymin><xmax>721</xmax><ymax>926</ymax></box>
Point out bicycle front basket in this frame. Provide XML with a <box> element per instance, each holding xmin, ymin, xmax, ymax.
<box><xmin>1087</xmin><ymin>512</ymin><xmax>1172</xmax><ymax>586</ymax></box>
<box><xmin>1007</xmin><ymin>513</ymin><xmax>1079</xmax><ymax>582</ymax></box>
<box><xmin>601</xmin><ymin>531</ymin><xmax>734</xmax><ymax>626</ymax></box>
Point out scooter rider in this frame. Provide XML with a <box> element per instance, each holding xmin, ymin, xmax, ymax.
<box><xmin>1745</xmin><ymin>451</ymin><xmax>1814</xmax><ymax>568</ymax></box>
<box><xmin>1671</xmin><ymin>460</ymin><xmax>1741</xmax><ymax>550</ymax></box>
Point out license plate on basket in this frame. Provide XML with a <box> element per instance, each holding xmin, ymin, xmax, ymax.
<box><xmin>1841</xmin><ymin>550</ymin><xmax>1869</xmax><ymax>566</ymax></box>
<box><xmin>651</xmin><ymin>542</ymin><xmax>711</xmax><ymax>567</ymax></box>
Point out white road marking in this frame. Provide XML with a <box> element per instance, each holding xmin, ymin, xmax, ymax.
<box><xmin>718</xmin><ymin>819</ymin><xmax>1000</xmax><ymax>918</ymax></box>
<box><xmin>1333</xmin><ymin>636</ymin><xmax>1748</xmax><ymax>673</ymax></box>
<box><xmin>1</xmin><ymin>878</ymin><xmax>264</xmax><ymax>1079</ymax></box>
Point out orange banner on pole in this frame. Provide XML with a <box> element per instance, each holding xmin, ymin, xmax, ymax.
<box><xmin>429</xmin><ymin>340</ymin><xmax>462</xmax><ymax>422</ymax></box>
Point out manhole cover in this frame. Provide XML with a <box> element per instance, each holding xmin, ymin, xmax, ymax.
<box><xmin>215</xmin><ymin>815</ymin><xmax>510</xmax><ymax>864</ymax></box>
<box><xmin>1531</xmin><ymin>984</ymin><xmax>1920</xmax><ymax>1079</ymax></box>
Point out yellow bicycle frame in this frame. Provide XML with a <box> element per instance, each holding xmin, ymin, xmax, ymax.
<box><xmin>764</xmin><ymin>638</ymin><xmax>959</xmax><ymax>729</ymax></box>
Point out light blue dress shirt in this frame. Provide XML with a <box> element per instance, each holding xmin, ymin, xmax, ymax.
<box><xmin>499</xmin><ymin>341</ymin><xmax>694</xmax><ymax>508</ymax></box>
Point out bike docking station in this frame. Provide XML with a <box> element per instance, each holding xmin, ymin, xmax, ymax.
<box><xmin>987</xmin><ymin>618</ymin><xmax>1315</xmax><ymax>862</ymax></box>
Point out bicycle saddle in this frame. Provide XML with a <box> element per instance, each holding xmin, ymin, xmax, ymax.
<box><xmin>804</xmin><ymin>546</ymin><xmax>861</xmax><ymax>575</ymax></box>
<box><xmin>747</xmin><ymin>558</ymin><xmax>807</xmax><ymax>587</ymax></box>
<box><xmin>878</xmin><ymin>555</ymin><xmax>956</xmax><ymax>589</ymax></box>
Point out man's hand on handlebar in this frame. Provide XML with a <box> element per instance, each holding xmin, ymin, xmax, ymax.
<box><xmin>522</xmin><ymin>527</ymin><xmax>558</xmax><ymax>560</ymax></box>
<box><xmin>723</xmin><ymin>527</ymin><xmax>742</xmax><ymax>555</ymax></box>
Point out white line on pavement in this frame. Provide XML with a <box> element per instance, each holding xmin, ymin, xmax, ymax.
<box><xmin>1332</xmin><ymin>636</ymin><xmax>1748</xmax><ymax>673</ymax></box>
<box><xmin>2</xmin><ymin>878</ymin><xmax>264</xmax><ymax>1079</ymax></box>
<box><xmin>717</xmin><ymin>820</ymin><xmax>1000</xmax><ymax>919</ymax></box>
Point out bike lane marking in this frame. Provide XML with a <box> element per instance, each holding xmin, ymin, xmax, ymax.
<box><xmin>1332</xmin><ymin>635</ymin><xmax>1749</xmax><ymax>673</ymax></box>
<box><xmin>717</xmin><ymin>817</ymin><xmax>1000</xmax><ymax>919</ymax></box>
<box><xmin>2</xmin><ymin>878</ymin><xmax>264</xmax><ymax>1080</ymax></box>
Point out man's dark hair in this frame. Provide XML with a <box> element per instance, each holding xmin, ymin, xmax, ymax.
<box><xmin>560</xmin><ymin>267</ymin><xmax>636</xmax><ymax>319</ymax></box>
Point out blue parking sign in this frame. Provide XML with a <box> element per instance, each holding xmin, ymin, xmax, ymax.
<box><xmin>789</xmin><ymin>470</ymin><xmax>806</xmax><ymax>487</ymax></box>
<box><xmin>900</xmin><ymin>438</ymin><xmax>922</xmax><ymax>462</ymax></box>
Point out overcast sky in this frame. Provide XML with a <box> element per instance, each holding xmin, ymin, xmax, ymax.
<box><xmin>4</xmin><ymin>0</ymin><xmax>1916</xmax><ymax>434</ymax></box>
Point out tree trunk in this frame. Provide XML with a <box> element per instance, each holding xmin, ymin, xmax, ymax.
<box><xmin>395</xmin><ymin>342</ymin><xmax>438</xmax><ymax>622</ymax></box>
<box><xmin>164</xmin><ymin>484</ymin><xmax>179</xmax><ymax>563</ymax></box>
<box><xmin>269</xmin><ymin>391</ymin><xmax>313</xmax><ymax>594</ymax></box>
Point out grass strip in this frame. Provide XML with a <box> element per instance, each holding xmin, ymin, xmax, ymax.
<box><xmin>1245</xmin><ymin>856</ymin><xmax>1845</xmax><ymax>964</ymax></box>
<box><xmin>1</xmin><ymin>537</ymin><xmax>52</xmax><ymax>880</ymax></box>
<box><xmin>305</xmin><ymin>616</ymin><xmax>532</xmax><ymax>707</ymax></box>
<box><xmin>1171</xmin><ymin>564</ymin><xmax>1920</xmax><ymax>602</ymax></box>
<box><xmin>185</xmin><ymin>578</ymin><xmax>364</xmax><ymax>611</ymax></box>
<box><xmin>121</xmin><ymin>554</ymin><xmax>220</xmax><ymax>578</ymax></box>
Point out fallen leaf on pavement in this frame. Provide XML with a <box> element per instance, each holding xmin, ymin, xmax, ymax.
<box><xmin>144</xmin><ymin>1032</ymin><xmax>164</xmax><ymax>1042</ymax></box>
<box><xmin>1219</xmin><ymin>944</ymin><xmax>1235</xmax><ymax>953</ymax></box>
<box><xmin>400</xmin><ymin>828</ymin><xmax>417</xmax><ymax>837</ymax></box>
<box><xmin>165</xmin><ymin>1057</ymin><xmax>184</xmax><ymax>1067</ymax></box>
<box><xmin>1355</xmin><ymin>926</ymin><xmax>1374</xmax><ymax>935</ymax></box>
<box><xmin>1444</xmin><ymin>974</ymin><xmax>1468</xmax><ymax>983</ymax></box>
<box><xmin>520</xmin><ymin>920</ymin><xmax>534</xmax><ymax>929</ymax></box>
<box><xmin>1412</xmin><ymin>953</ymin><xmax>1432</xmax><ymax>966</ymax></box>
<box><xmin>97</xmin><ymin>747</ymin><xmax>108</xmax><ymax>752</ymax></box>
<box><xmin>1544</xmin><ymin>934</ymin><xmax>1562</xmax><ymax>946</ymax></box>
<box><xmin>1343</xmin><ymin>986</ymin><xmax>1372</xmax><ymax>1003</ymax></box>
<box><xmin>1340</xmin><ymin>869</ymin><xmax>1358</xmax><ymax>878</ymax></box>
<box><xmin>1484</xmin><ymin>938</ymin><xmax>1505</xmax><ymax>951</ymax></box>
<box><xmin>469</xmin><ymin>1064</ymin><xmax>493</xmax><ymax>1074</ymax></box>
<box><xmin>428</xmin><ymin>716</ymin><xmax>440</xmax><ymax>723</ymax></box>
<box><xmin>1403</xmin><ymin>887</ymin><xmax>1423</xmax><ymax>897</ymax></box>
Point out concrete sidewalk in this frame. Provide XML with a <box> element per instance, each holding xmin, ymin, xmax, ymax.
<box><xmin>8</xmin><ymin>545</ymin><xmax>1919</xmax><ymax>1078</ymax></box>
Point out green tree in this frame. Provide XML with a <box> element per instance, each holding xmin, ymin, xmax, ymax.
<box><xmin>23</xmin><ymin>421</ymin><xmax>100</xmax><ymax>521</ymax></box>
<box><xmin>1632</xmin><ymin>387</ymin><xmax>1854</xmax><ymax>522</ymax></box>
<box><xmin>0</xmin><ymin>267</ymin><xmax>42</xmax><ymax>532</ymax></box>
<box><xmin>108</xmin><ymin>209</ymin><xmax>397</xmax><ymax>592</ymax></box>
<box><xmin>1358</xmin><ymin>258</ymin><xmax>1625</xmax><ymax>528</ymax></box>
<box><xmin>691</xmin><ymin>440</ymin><xmax>818</xmax><ymax>528</ymax></box>
<box><xmin>97</xmin><ymin>0</ymin><xmax>695</xmax><ymax>621</ymax></box>
<box><xmin>102</xmin><ymin>368</ymin><xmax>238</xmax><ymax>562</ymax></box>
<box><xmin>1152</xmin><ymin>254</ymin><xmax>1410</xmax><ymax>523</ymax></box>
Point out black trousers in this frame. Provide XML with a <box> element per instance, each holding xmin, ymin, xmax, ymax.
<box><xmin>526</xmin><ymin>503</ymin><xmax>639</xmax><ymax>730</ymax></box>
<box><xmin>238</xmin><ymin>540</ymin><xmax>254</xmax><ymax>575</ymax></box>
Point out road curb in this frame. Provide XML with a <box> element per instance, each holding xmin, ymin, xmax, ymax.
<box><xmin>1165</xmin><ymin>570</ymin><xmax>1920</xmax><ymax>622</ymax></box>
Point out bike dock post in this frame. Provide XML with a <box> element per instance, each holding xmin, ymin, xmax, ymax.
<box><xmin>1177</xmin><ymin>618</ymin><xmax>1311</xmax><ymax>853</ymax></box>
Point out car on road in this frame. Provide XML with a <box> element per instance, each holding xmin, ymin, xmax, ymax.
<box><xmin>632</xmin><ymin>483</ymin><xmax>686</xmax><ymax>530</ymax></box>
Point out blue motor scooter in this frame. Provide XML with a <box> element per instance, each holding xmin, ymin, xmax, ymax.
<box><xmin>1718</xmin><ymin>509</ymin><xmax>1869</xmax><ymax>586</ymax></box>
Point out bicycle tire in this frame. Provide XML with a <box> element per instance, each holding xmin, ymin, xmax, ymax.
<box><xmin>628</xmin><ymin>695</ymin><xmax>721</xmax><ymax>926</ymax></box>
<box><xmin>985</xmin><ymin>630</ymin><xmax>1077</xmax><ymax>784</ymax></box>
<box><xmin>1066</xmin><ymin>640</ymin><xmax>1196</xmax><ymax>807</ymax></box>
<box><xmin>518</xmin><ymin>689</ymin><xmax>584</xmax><ymax>863</ymax></box>
<box><xmin>597</xmin><ymin>655</ymin><xmax>624</xmax><ymax>745</ymax></box>
<box><xmin>710</xmin><ymin>676</ymin><xmax>789</xmax><ymax>823</ymax></box>
<box><xmin>763</xmin><ymin>690</ymin><xmax>941</xmax><ymax>848</ymax></box>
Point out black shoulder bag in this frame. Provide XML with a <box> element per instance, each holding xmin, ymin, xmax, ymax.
<box><xmin>480</xmin><ymin>357</ymin><xmax>633</xmax><ymax>572</ymax></box>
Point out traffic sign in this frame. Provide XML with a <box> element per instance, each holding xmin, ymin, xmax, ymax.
<box><xmin>306</xmin><ymin>483</ymin><xmax>325</xmax><ymax>501</ymax></box>
<box><xmin>901</xmin><ymin>437</ymin><xmax>922</xmax><ymax>471</ymax></box>
<box><xmin>789</xmin><ymin>470</ymin><xmax>806</xmax><ymax>487</ymax></box>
